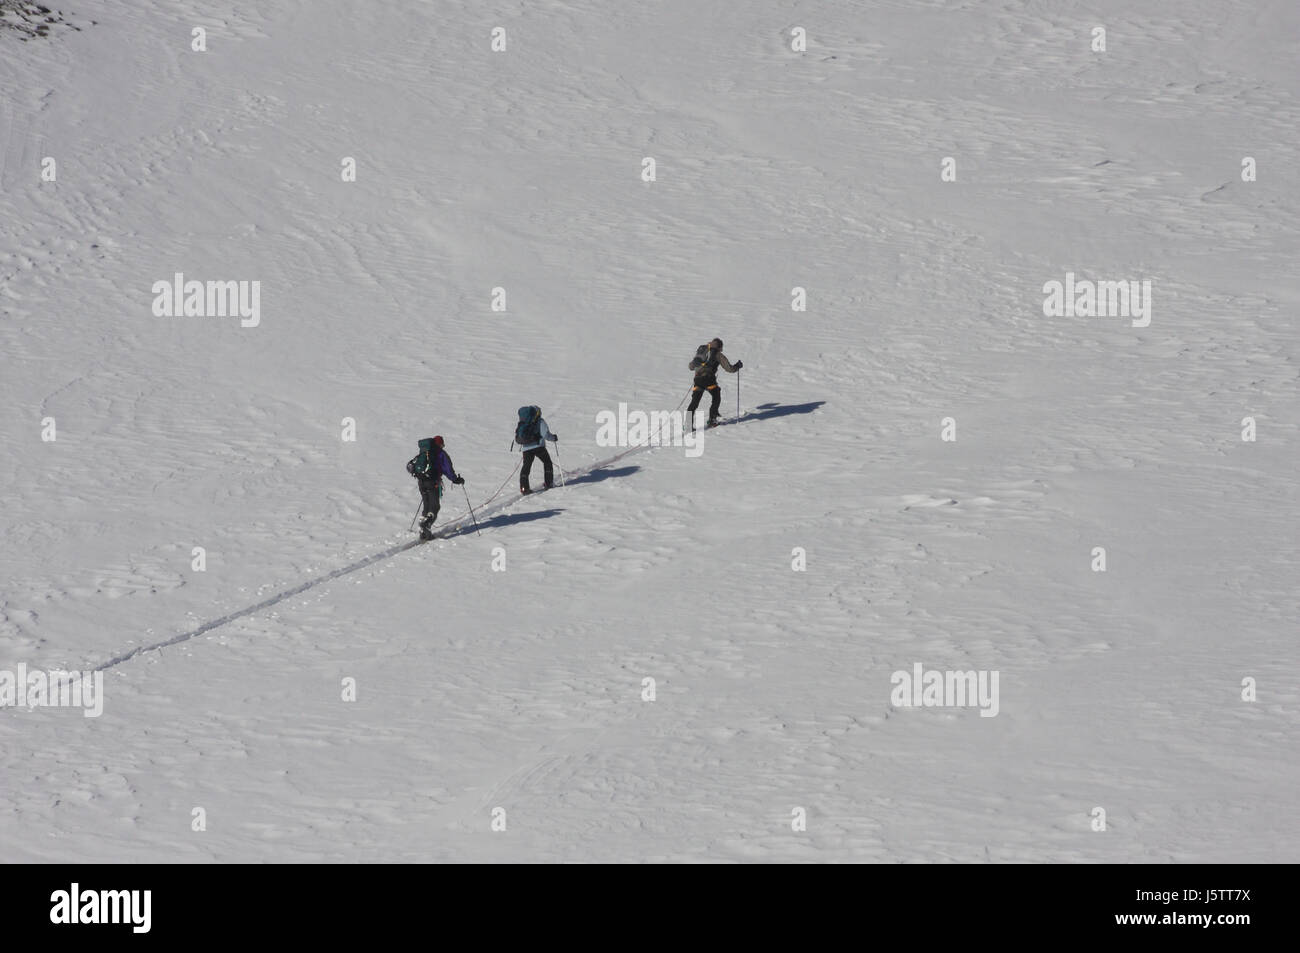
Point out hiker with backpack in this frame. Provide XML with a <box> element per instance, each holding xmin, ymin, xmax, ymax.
<box><xmin>687</xmin><ymin>337</ymin><xmax>743</xmax><ymax>428</ymax></box>
<box><xmin>513</xmin><ymin>405</ymin><xmax>558</xmax><ymax>494</ymax></box>
<box><xmin>407</xmin><ymin>435</ymin><xmax>464</xmax><ymax>540</ymax></box>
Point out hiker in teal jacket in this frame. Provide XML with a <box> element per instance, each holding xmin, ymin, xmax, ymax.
<box><xmin>513</xmin><ymin>406</ymin><xmax>558</xmax><ymax>494</ymax></box>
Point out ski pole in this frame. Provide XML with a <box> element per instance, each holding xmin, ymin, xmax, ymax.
<box><xmin>553</xmin><ymin>442</ymin><xmax>566</xmax><ymax>488</ymax></box>
<box><xmin>737</xmin><ymin>368</ymin><xmax>741</xmax><ymax>419</ymax></box>
<box><xmin>462</xmin><ymin>484</ymin><xmax>481</xmax><ymax>536</ymax></box>
<box><xmin>409</xmin><ymin>498</ymin><xmax>423</xmax><ymax>532</ymax></box>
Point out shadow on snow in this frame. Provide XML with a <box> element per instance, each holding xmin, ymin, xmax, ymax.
<box><xmin>78</xmin><ymin>403</ymin><xmax>820</xmax><ymax>677</ymax></box>
<box><xmin>736</xmin><ymin>400</ymin><xmax>825</xmax><ymax>422</ymax></box>
<box><xmin>446</xmin><ymin>507</ymin><xmax>563</xmax><ymax>537</ymax></box>
<box><xmin>563</xmin><ymin>464</ymin><xmax>641</xmax><ymax>486</ymax></box>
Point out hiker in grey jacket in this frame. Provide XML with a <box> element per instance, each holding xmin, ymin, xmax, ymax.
<box><xmin>687</xmin><ymin>337</ymin><xmax>743</xmax><ymax>428</ymax></box>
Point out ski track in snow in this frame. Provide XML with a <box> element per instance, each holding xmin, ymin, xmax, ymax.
<box><xmin>74</xmin><ymin>412</ymin><xmax>763</xmax><ymax>677</ymax></box>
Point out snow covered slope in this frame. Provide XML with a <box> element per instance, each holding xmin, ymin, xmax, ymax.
<box><xmin>1</xmin><ymin>0</ymin><xmax>1297</xmax><ymax>862</ymax></box>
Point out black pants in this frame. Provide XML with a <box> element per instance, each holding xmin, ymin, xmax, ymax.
<box><xmin>417</xmin><ymin>477</ymin><xmax>441</xmax><ymax>527</ymax></box>
<box><xmin>687</xmin><ymin>383</ymin><xmax>721</xmax><ymax>424</ymax></box>
<box><xmin>521</xmin><ymin>447</ymin><xmax>554</xmax><ymax>491</ymax></box>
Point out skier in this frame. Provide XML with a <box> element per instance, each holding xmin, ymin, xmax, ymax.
<box><xmin>687</xmin><ymin>337</ymin><xmax>743</xmax><ymax>428</ymax></box>
<box><xmin>514</xmin><ymin>405</ymin><xmax>558</xmax><ymax>494</ymax></box>
<box><xmin>407</xmin><ymin>435</ymin><xmax>464</xmax><ymax>540</ymax></box>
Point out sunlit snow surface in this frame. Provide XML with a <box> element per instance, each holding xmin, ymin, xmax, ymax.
<box><xmin>1</xmin><ymin>1</ymin><xmax>1297</xmax><ymax>862</ymax></box>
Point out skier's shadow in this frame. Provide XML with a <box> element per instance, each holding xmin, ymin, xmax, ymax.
<box><xmin>447</xmin><ymin>508</ymin><xmax>563</xmax><ymax>538</ymax></box>
<box><xmin>739</xmin><ymin>401</ymin><xmax>825</xmax><ymax>422</ymax></box>
<box><xmin>563</xmin><ymin>464</ymin><xmax>641</xmax><ymax>486</ymax></box>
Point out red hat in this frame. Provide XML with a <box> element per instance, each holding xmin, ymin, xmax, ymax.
<box><xmin>432</xmin><ymin>435</ymin><xmax>444</xmax><ymax>448</ymax></box>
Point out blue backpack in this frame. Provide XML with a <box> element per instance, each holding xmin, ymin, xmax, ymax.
<box><xmin>515</xmin><ymin>406</ymin><xmax>541</xmax><ymax>446</ymax></box>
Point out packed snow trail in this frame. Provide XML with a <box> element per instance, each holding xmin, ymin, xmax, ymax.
<box><xmin>62</xmin><ymin>399</ymin><xmax>820</xmax><ymax>678</ymax></box>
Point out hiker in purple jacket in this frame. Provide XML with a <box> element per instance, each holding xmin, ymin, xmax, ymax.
<box><xmin>407</xmin><ymin>435</ymin><xmax>463</xmax><ymax>539</ymax></box>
